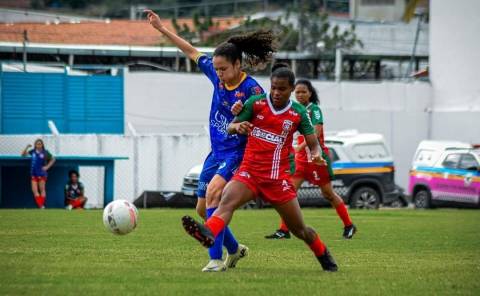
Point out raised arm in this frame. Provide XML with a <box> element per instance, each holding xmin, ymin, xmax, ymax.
<box><xmin>21</xmin><ymin>144</ymin><xmax>32</xmax><ymax>157</ymax></box>
<box><xmin>145</xmin><ymin>9</ymin><xmax>200</xmax><ymax>61</ymax></box>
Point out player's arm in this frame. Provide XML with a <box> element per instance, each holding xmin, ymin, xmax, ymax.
<box><xmin>43</xmin><ymin>152</ymin><xmax>55</xmax><ymax>172</ymax></box>
<box><xmin>310</xmin><ymin>106</ymin><xmax>325</xmax><ymax>146</ymax></box>
<box><xmin>21</xmin><ymin>144</ymin><xmax>32</xmax><ymax>156</ymax></box>
<box><xmin>298</xmin><ymin>109</ymin><xmax>326</xmax><ymax>166</ymax></box>
<box><xmin>227</xmin><ymin>95</ymin><xmax>260</xmax><ymax>134</ymax></box>
<box><xmin>145</xmin><ymin>10</ymin><xmax>200</xmax><ymax>61</ymax></box>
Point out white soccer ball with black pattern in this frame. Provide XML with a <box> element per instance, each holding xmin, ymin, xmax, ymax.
<box><xmin>103</xmin><ymin>200</ymin><xmax>139</xmax><ymax>235</ymax></box>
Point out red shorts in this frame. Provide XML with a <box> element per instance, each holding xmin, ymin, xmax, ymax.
<box><xmin>232</xmin><ymin>168</ymin><xmax>297</xmax><ymax>205</ymax></box>
<box><xmin>31</xmin><ymin>176</ymin><xmax>47</xmax><ymax>182</ymax></box>
<box><xmin>293</xmin><ymin>160</ymin><xmax>332</xmax><ymax>187</ymax></box>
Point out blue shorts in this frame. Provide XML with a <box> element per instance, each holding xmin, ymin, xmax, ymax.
<box><xmin>197</xmin><ymin>151</ymin><xmax>243</xmax><ymax>198</ymax></box>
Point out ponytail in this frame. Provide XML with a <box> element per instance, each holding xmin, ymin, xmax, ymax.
<box><xmin>214</xmin><ymin>30</ymin><xmax>277</xmax><ymax>70</ymax></box>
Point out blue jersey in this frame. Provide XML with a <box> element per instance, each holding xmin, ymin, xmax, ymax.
<box><xmin>28</xmin><ymin>149</ymin><xmax>52</xmax><ymax>177</ymax></box>
<box><xmin>196</xmin><ymin>54</ymin><xmax>265</xmax><ymax>158</ymax></box>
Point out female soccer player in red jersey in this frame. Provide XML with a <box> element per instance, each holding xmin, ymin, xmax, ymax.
<box><xmin>182</xmin><ymin>64</ymin><xmax>338</xmax><ymax>272</ymax></box>
<box><xmin>21</xmin><ymin>139</ymin><xmax>55</xmax><ymax>209</ymax></box>
<box><xmin>265</xmin><ymin>79</ymin><xmax>357</xmax><ymax>240</ymax></box>
<box><xmin>146</xmin><ymin>9</ymin><xmax>275</xmax><ymax>272</ymax></box>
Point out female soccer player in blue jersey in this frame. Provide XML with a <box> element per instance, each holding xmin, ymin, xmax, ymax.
<box><xmin>21</xmin><ymin>139</ymin><xmax>55</xmax><ymax>209</ymax></box>
<box><xmin>146</xmin><ymin>9</ymin><xmax>276</xmax><ymax>272</ymax></box>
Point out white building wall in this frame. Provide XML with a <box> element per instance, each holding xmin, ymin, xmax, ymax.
<box><xmin>430</xmin><ymin>0</ymin><xmax>480</xmax><ymax>111</ymax></box>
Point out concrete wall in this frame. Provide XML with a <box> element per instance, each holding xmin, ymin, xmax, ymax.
<box><xmin>124</xmin><ymin>71</ymin><xmax>445</xmax><ymax>190</ymax></box>
<box><xmin>430</xmin><ymin>0</ymin><xmax>480</xmax><ymax>111</ymax></box>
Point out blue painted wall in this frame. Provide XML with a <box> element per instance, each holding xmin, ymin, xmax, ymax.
<box><xmin>0</xmin><ymin>71</ymin><xmax>124</xmax><ymax>134</ymax></box>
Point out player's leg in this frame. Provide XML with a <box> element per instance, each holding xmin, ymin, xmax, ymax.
<box><xmin>203</xmin><ymin>175</ymin><xmax>229</xmax><ymax>271</ymax></box>
<box><xmin>38</xmin><ymin>179</ymin><xmax>47</xmax><ymax>208</ymax></box>
<box><xmin>31</xmin><ymin>178</ymin><xmax>42</xmax><ymax>208</ymax></box>
<box><xmin>196</xmin><ymin>197</ymin><xmax>206</xmax><ymax>220</ymax></box>
<box><xmin>273</xmin><ymin>198</ymin><xmax>338</xmax><ymax>271</ymax></box>
<box><xmin>196</xmin><ymin>153</ymin><xmax>226</xmax><ymax>270</ymax></box>
<box><xmin>316</xmin><ymin>153</ymin><xmax>357</xmax><ymax>239</ymax></box>
<box><xmin>182</xmin><ymin>179</ymin><xmax>256</xmax><ymax>248</ymax></box>
<box><xmin>264</xmin><ymin>171</ymin><xmax>304</xmax><ymax>240</ymax></box>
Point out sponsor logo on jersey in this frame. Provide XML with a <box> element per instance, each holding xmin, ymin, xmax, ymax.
<box><xmin>211</xmin><ymin>111</ymin><xmax>229</xmax><ymax>135</ymax></box>
<box><xmin>234</xmin><ymin>91</ymin><xmax>245</xmax><ymax>99</ymax></box>
<box><xmin>218</xmin><ymin>162</ymin><xmax>227</xmax><ymax>170</ymax></box>
<box><xmin>288</xmin><ymin>110</ymin><xmax>298</xmax><ymax>116</ymax></box>
<box><xmin>222</xmin><ymin>100</ymin><xmax>229</xmax><ymax>107</ymax></box>
<box><xmin>251</xmin><ymin>127</ymin><xmax>285</xmax><ymax>144</ymax></box>
<box><xmin>255</xmin><ymin>100</ymin><xmax>266</xmax><ymax>106</ymax></box>
<box><xmin>256</xmin><ymin>114</ymin><xmax>264</xmax><ymax>120</ymax></box>
<box><xmin>282</xmin><ymin>120</ymin><xmax>293</xmax><ymax>132</ymax></box>
<box><xmin>313</xmin><ymin>110</ymin><xmax>321</xmax><ymax>120</ymax></box>
<box><xmin>252</xmin><ymin>86</ymin><xmax>263</xmax><ymax>95</ymax></box>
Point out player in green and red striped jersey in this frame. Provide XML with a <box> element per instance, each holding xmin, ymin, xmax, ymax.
<box><xmin>182</xmin><ymin>64</ymin><xmax>338</xmax><ymax>272</ymax></box>
<box><xmin>265</xmin><ymin>79</ymin><xmax>357</xmax><ymax>240</ymax></box>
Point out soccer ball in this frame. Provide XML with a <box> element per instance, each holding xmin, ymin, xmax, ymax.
<box><xmin>103</xmin><ymin>200</ymin><xmax>139</xmax><ymax>235</ymax></box>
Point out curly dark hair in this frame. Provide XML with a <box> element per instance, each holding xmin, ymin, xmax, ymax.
<box><xmin>213</xmin><ymin>30</ymin><xmax>277</xmax><ymax>70</ymax></box>
<box><xmin>295</xmin><ymin>79</ymin><xmax>320</xmax><ymax>104</ymax></box>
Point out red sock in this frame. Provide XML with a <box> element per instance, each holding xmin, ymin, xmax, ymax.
<box><xmin>34</xmin><ymin>196</ymin><xmax>42</xmax><ymax>208</ymax></box>
<box><xmin>308</xmin><ymin>234</ymin><xmax>326</xmax><ymax>257</ymax></box>
<box><xmin>39</xmin><ymin>196</ymin><xmax>45</xmax><ymax>207</ymax></box>
<box><xmin>335</xmin><ymin>202</ymin><xmax>352</xmax><ymax>227</ymax></box>
<box><xmin>204</xmin><ymin>215</ymin><xmax>225</xmax><ymax>238</ymax></box>
<box><xmin>279</xmin><ymin>219</ymin><xmax>289</xmax><ymax>232</ymax></box>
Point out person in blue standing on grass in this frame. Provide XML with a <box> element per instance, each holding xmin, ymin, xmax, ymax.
<box><xmin>21</xmin><ymin>139</ymin><xmax>55</xmax><ymax>209</ymax></box>
<box><xmin>145</xmin><ymin>9</ymin><xmax>276</xmax><ymax>272</ymax></box>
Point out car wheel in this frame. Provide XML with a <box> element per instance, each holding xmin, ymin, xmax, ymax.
<box><xmin>413</xmin><ymin>189</ymin><xmax>431</xmax><ymax>209</ymax></box>
<box><xmin>350</xmin><ymin>186</ymin><xmax>380</xmax><ymax>209</ymax></box>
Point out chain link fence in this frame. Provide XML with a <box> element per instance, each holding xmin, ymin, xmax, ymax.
<box><xmin>0</xmin><ymin>133</ymin><xmax>210</xmax><ymax>208</ymax></box>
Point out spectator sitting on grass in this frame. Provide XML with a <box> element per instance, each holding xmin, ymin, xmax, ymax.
<box><xmin>65</xmin><ymin>170</ymin><xmax>87</xmax><ymax>210</ymax></box>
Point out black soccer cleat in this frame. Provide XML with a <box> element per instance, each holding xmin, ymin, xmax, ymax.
<box><xmin>343</xmin><ymin>224</ymin><xmax>357</xmax><ymax>239</ymax></box>
<box><xmin>317</xmin><ymin>248</ymin><xmax>338</xmax><ymax>272</ymax></box>
<box><xmin>264</xmin><ymin>229</ymin><xmax>291</xmax><ymax>239</ymax></box>
<box><xmin>181</xmin><ymin>215</ymin><xmax>215</xmax><ymax>248</ymax></box>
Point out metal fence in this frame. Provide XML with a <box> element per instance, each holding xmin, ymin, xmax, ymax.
<box><xmin>0</xmin><ymin>133</ymin><xmax>210</xmax><ymax>208</ymax></box>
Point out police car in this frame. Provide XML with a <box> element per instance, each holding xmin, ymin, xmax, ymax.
<box><xmin>298</xmin><ymin>130</ymin><xmax>404</xmax><ymax>209</ymax></box>
<box><xmin>182</xmin><ymin>130</ymin><xmax>405</xmax><ymax>209</ymax></box>
<box><xmin>408</xmin><ymin>140</ymin><xmax>480</xmax><ymax>208</ymax></box>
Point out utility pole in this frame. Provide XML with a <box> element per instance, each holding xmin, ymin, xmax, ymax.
<box><xmin>406</xmin><ymin>12</ymin><xmax>424</xmax><ymax>78</ymax></box>
<box><xmin>22</xmin><ymin>30</ymin><xmax>28</xmax><ymax>72</ymax></box>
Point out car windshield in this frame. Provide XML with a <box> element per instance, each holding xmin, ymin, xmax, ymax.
<box><xmin>474</xmin><ymin>150</ymin><xmax>480</xmax><ymax>159</ymax></box>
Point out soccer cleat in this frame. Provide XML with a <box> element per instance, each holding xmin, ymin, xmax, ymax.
<box><xmin>317</xmin><ymin>248</ymin><xmax>338</xmax><ymax>272</ymax></box>
<box><xmin>265</xmin><ymin>229</ymin><xmax>291</xmax><ymax>239</ymax></box>
<box><xmin>225</xmin><ymin>244</ymin><xmax>249</xmax><ymax>268</ymax></box>
<box><xmin>202</xmin><ymin>260</ymin><xmax>227</xmax><ymax>272</ymax></box>
<box><xmin>66</xmin><ymin>205</ymin><xmax>73</xmax><ymax>211</ymax></box>
<box><xmin>181</xmin><ymin>215</ymin><xmax>215</xmax><ymax>248</ymax></box>
<box><xmin>343</xmin><ymin>224</ymin><xmax>357</xmax><ymax>239</ymax></box>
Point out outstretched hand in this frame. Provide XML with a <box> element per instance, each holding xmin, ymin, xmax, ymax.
<box><xmin>144</xmin><ymin>9</ymin><xmax>164</xmax><ymax>31</ymax></box>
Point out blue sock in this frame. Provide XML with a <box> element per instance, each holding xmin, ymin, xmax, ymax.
<box><xmin>206</xmin><ymin>207</ymin><xmax>225</xmax><ymax>260</ymax></box>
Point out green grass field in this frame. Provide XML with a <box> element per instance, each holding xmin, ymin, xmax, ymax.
<box><xmin>0</xmin><ymin>208</ymin><xmax>479</xmax><ymax>295</ymax></box>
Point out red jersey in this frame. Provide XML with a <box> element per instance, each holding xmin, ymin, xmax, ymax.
<box><xmin>236</xmin><ymin>94</ymin><xmax>314</xmax><ymax>180</ymax></box>
<box><xmin>296</xmin><ymin>102</ymin><xmax>329</xmax><ymax>163</ymax></box>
